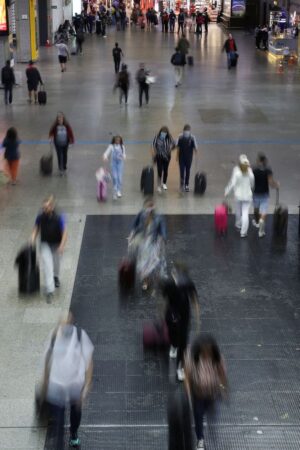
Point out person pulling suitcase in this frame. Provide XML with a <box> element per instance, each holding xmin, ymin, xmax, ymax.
<box><xmin>222</xmin><ymin>33</ymin><xmax>238</xmax><ymax>69</ymax></box>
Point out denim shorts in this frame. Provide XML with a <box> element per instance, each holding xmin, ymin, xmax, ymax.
<box><xmin>253</xmin><ymin>194</ymin><xmax>269</xmax><ymax>214</ymax></box>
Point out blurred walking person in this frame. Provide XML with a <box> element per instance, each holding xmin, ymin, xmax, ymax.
<box><xmin>40</xmin><ymin>313</ymin><xmax>94</xmax><ymax>449</ymax></box>
<box><xmin>31</xmin><ymin>195</ymin><xmax>67</xmax><ymax>303</ymax></box>
<box><xmin>169</xmin><ymin>10</ymin><xmax>176</xmax><ymax>33</ymax></box>
<box><xmin>114</xmin><ymin>64</ymin><xmax>130</xmax><ymax>105</ymax></box>
<box><xmin>224</xmin><ymin>154</ymin><xmax>254</xmax><ymax>238</ymax></box>
<box><xmin>56</xmin><ymin>40</ymin><xmax>70</xmax><ymax>72</ymax></box>
<box><xmin>2</xmin><ymin>127</ymin><xmax>21</xmax><ymax>185</ymax></box>
<box><xmin>112</xmin><ymin>42</ymin><xmax>123</xmax><ymax>74</ymax></box>
<box><xmin>136</xmin><ymin>63</ymin><xmax>150</xmax><ymax>107</ymax></box>
<box><xmin>1</xmin><ymin>60</ymin><xmax>15</xmax><ymax>105</ymax></box>
<box><xmin>26</xmin><ymin>60</ymin><xmax>43</xmax><ymax>104</ymax></box>
<box><xmin>185</xmin><ymin>335</ymin><xmax>228</xmax><ymax>449</ymax></box>
<box><xmin>103</xmin><ymin>135</ymin><xmax>126</xmax><ymax>200</ymax></box>
<box><xmin>171</xmin><ymin>47</ymin><xmax>186</xmax><ymax>87</ymax></box>
<box><xmin>252</xmin><ymin>153</ymin><xmax>279</xmax><ymax>238</ymax></box>
<box><xmin>152</xmin><ymin>126</ymin><xmax>175</xmax><ymax>192</ymax></box>
<box><xmin>162</xmin><ymin>263</ymin><xmax>199</xmax><ymax>381</ymax></box>
<box><xmin>49</xmin><ymin>112</ymin><xmax>75</xmax><ymax>175</ymax></box>
<box><xmin>129</xmin><ymin>198</ymin><xmax>166</xmax><ymax>291</ymax></box>
<box><xmin>178</xmin><ymin>9</ymin><xmax>185</xmax><ymax>35</ymax></box>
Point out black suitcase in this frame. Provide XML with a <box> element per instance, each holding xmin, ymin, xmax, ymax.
<box><xmin>194</xmin><ymin>172</ymin><xmax>207</xmax><ymax>195</ymax></box>
<box><xmin>15</xmin><ymin>246</ymin><xmax>40</xmax><ymax>294</ymax></box>
<box><xmin>168</xmin><ymin>388</ymin><xmax>193</xmax><ymax>450</ymax></box>
<box><xmin>273</xmin><ymin>190</ymin><xmax>288</xmax><ymax>238</ymax></box>
<box><xmin>40</xmin><ymin>152</ymin><xmax>53</xmax><ymax>176</ymax></box>
<box><xmin>118</xmin><ymin>258</ymin><xmax>135</xmax><ymax>293</ymax></box>
<box><xmin>38</xmin><ymin>87</ymin><xmax>47</xmax><ymax>105</ymax></box>
<box><xmin>140</xmin><ymin>166</ymin><xmax>154</xmax><ymax>196</ymax></box>
<box><xmin>187</xmin><ymin>56</ymin><xmax>194</xmax><ymax>66</ymax></box>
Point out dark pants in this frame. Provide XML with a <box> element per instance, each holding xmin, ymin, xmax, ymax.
<box><xmin>193</xmin><ymin>397</ymin><xmax>211</xmax><ymax>441</ymax></box>
<box><xmin>196</xmin><ymin>24</ymin><xmax>202</xmax><ymax>34</ymax></box>
<box><xmin>204</xmin><ymin>22</ymin><xmax>208</xmax><ymax>33</ymax></box>
<box><xmin>139</xmin><ymin>82</ymin><xmax>149</xmax><ymax>107</ymax></box>
<box><xmin>119</xmin><ymin>87</ymin><xmax>128</xmax><ymax>104</ymax></box>
<box><xmin>156</xmin><ymin>156</ymin><xmax>170</xmax><ymax>184</ymax></box>
<box><xmin>178</xmin><ymin>23</ymin><xmax>184</xmax><ymax>34</ymax></box>
<box><xmin>114</xmin><ymin>58</ymin><xmax>121</xmax><ymax>73</ymax></box>
<box><xmin>163</xmin><ymin>22</ymin><xmax>168</xmax><ymax>32</ymax></box>
<box><xmin>4</xmin><ymin>85</ymin><xmax>13</xmax><ymax>104</ymax></box>
<box><xmin>49</xmin><ymin>402</ymin><xmax>82</xmax><ymax>450</ymax></box>
<box><xmin>170</xmin><ymin>21</ymin><xmax>175</xmax><ymax>32</ymax></box>
<box><xmin>255</xmin><ymin>36</ymin><xmax>261</xmax><ymax>49</ymax></box>
<box><xmin>101</xmin><ymin>24</ymin><xmax>106</xmax><ymax>36</ymax></box>
<box><xmin>76</xmin><ymin>40</ymin><xmax>83</xmax><ymax>54</ymax></box>
<box><xmin>55</xmin><ymin>144</ymin><xmax>69</xmax><ymax>171</ymax></box>
<box><xmin>179</xmin><ymin>156</ymin><xmax>192</xmax><ymax>188</ymax></box>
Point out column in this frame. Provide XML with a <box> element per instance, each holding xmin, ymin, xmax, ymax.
<box><xmin>15</xmin><ymin>0</ymin><xmax>39</xmax><ymax>62</ymax></box>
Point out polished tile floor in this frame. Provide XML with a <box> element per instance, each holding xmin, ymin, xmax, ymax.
<box><xmin>0</xmin><ymin>24</ymin><xmax>299</xmax><ymax>449</ymax></box>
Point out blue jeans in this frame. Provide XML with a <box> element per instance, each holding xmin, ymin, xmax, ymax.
<box><xmin>111</xmin><ymin>158</ymin><xmax>123</xmax><ymax>193</ymax></box>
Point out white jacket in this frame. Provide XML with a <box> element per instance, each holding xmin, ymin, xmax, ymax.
<box><xmin>225</xmin><ymin>166</ymin><xmax>254</xmax><ymax>201</ymax></box>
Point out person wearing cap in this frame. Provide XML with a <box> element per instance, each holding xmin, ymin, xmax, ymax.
<box><xmin>224</xmin><ymin>155</ymin><xmax>254</xmax><ymax>238</ymax></box>
<box><xmin>252</xmin><ymin>153</ymin><xmax>279</xmax><ymax>238</ymax></box>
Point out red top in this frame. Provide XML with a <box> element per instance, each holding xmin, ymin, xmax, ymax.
<box><xmin>229</xmin><ymin>39</ymin><xmax>235</xmax><ymax>52</ymax></box>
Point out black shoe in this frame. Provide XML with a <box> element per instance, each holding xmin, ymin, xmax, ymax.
<box><xmin>54</xmin><ymin>277</ymin><xmax>60</xmax><ymax>288</ymax></box>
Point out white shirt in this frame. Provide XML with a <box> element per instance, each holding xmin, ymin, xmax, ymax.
<box><xmin>46</xmin><ymin>325</ymin><xmax>94</xmax><ymax>406</ymax></box>
<box><xmin>56</xmin><ymin>43</ymin><xmax>69</xmax><ymax>57</ymax></box>
<box><xmin>225</xmin><ymin>165</ymin><xmax>254</xmax><ymax>201</ymax></box>
<box><xmin>103</xmin><ymin>144</ymin><xmax>126</xmax><ymax>161</ymax></box>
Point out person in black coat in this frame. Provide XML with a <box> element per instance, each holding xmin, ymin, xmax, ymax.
<box><xmin>1</xmin><ymin>60</ymin><xmax>15</xmax><ymax>105</ymax></box>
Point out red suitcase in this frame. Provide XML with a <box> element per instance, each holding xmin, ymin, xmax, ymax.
<box><xmin>215</xmin><ymin>204</ymin><xmax>228</xmax><ymax>235</ymax></box>
<box><xmin>143</xmin><ymin>321</ymin><xmax>170</xmax><ymax>349</ymax></box>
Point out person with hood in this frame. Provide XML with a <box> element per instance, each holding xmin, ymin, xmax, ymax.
<box><xmin>224</xmin><ymin>154</ymin><xmax>254</xmax><ymax>238</ymax></box>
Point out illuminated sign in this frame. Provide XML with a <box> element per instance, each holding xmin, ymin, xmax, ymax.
<box><xmin>0</xmin><ymin>0</ymin><xmax>8</xmax><ymax>35</ymax></box>
<box><xmin>232</xmin><ymin>0</ymin><xmax>246</xmax><ymax>17</ymax></box>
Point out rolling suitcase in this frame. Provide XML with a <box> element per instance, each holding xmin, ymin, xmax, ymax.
<box><xmin>215</xmin><ymin>204</ymin><xmax>228</xmax><ymax>235</ymax></box>
<box><xmin>168</xmin><ymin>388</ymin><xmax>193</xmax><ymax>450</ymax></box>
<box><xmin>143</xmin><ymin>320</ymin><xmax>170</xmax><ymax>349</ymax></box>
<box><xmin>273</xmin><ymin>189</ymin><xmax>288</xmax><ymax>238</ymax></box>
<box><xmin>15</xmin><ymin>245</ymin><xmax>40</xmax><ymax>294</ymax></box>
<box><xmin>187</xmin><ymin>55</ymin><xmax>194</xmax><ymax>66</ymax></box>
<box><xmin>97</xmin><ymin>180</ymin><xmax>107</xmax><ymax>202</ymax></box>
<box><xmin>40</xmin><ymin>150</ymin><xmax>53</xmax><ymax>176</ymax></box>
<box><xmin>194</xmin><ymin>172</ymin><xmax>207</xmax><ymax>195</ymax></box>
<box><xmin>119</xmin><ymin>258</ymin><xmax>135</xmax><ymax>292</ymax></box>
<box><xmin>140</xmin><ymin>166</ymin><xmax>154</xmax><ymax>196</ymax></box>
<box><xmin>38</xmin><ymin>86</ymin><xmax>47</xmax><ymax>105</ymax></box>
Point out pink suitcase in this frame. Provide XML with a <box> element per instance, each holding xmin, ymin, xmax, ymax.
<box><xmin>97</xmin><ymin>180</ymin><xmax>107</xmax><ymax>202</ymax></box>
<box><xmin>143</xmin><ymin>321</ymin><xmax>170</xmax><ymax>349</ymax></box>
<box><xmin>215</xmin><ymin>204</ymin><xmax>228</xmax><ymax>235</ymax></box>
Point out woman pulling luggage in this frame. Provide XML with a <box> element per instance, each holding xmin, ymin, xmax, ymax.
<box><xmin>49</xmin><ymin>112</ymin><xmax>75</xmax><ymax>176</ymax></box>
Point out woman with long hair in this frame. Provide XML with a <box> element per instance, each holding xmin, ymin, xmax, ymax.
<box><xmin>225</xmin><ymin>154</ymin><xmax>254</xmax><ymax>237</ymax></box>
<box><xmin>2</xmin><ymin>127</ymin><xmax>21</xmax><ymax>185</ymax></box>
<box><xmin>103</xmin><ymin>135</ymin><xmax>126</xmax><ymax>200</ymax></box>
<box><xmin>152</xmin><ymin>126</ymin><xmax>175</xmax><ymax>193</ymax></box>
<box><xmin>185</xmin><ymin>335</ymin><xmax>228</xmax><ymax>450</ymax></box>
<box><xmin>49</xmin><ymin>112</ymin><xmax>75</xmax><ymax>176</ymax></box>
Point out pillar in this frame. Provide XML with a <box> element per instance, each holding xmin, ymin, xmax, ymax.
<box><xmin>15</xmin><ymin>0</ymin><xmax>39</xmax><ymax>62</ymax></box>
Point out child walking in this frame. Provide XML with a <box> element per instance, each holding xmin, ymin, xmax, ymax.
<box><xmin>103</xmin><ymin>135</ymin><xmax>126</xmax><ymax>200</ymax></box>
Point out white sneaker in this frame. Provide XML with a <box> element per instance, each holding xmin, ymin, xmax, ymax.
<box><xmin>169</xmin><ymin>346</ymin><xmax>177</xmax><ymax>359</ymax></box>
<box><xmin>258</xmin><ymin>219</ymin><xmax>265</xmax><ymax>238</ymax></box>
<box><xmin>177</xmin><ymin>367</ymin><xmax>185</xmax><ymax>381</ymax></box>
<box><xmin>162</xmin><ymin>184</ymin><xmax>168</xmax><ymax>190</ymax></box>
<box><xmin>117</xmin><ymin>191</ymin><xmax>122</xmax><ymax>198</ymax></box>
<box><xmin>197</xmin><ymin>439</ymin><xmax>205</xmax><ymax>449</ymax></box>
<box><xmin>157</xmin><ymin>186</ymin><xmax>162</xmax><ymax>193</ymax></box>
<box><xmin>252</xmin><ymin>219</ymin><xmax>259</xmax><ymax>228</ymax></box>
<box><xmin>240</xmin><ymin>233</ymin><xmax>247</xmax><ymax>238</ymax></box>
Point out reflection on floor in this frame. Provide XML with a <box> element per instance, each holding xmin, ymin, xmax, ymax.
<box><xmin>45</xmin><ymin>215</ymin><xmax>300</xmax><ymax>450</ymax></box>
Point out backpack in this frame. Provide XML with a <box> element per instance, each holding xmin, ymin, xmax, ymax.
<box><xmin>2</xmin><ymin>67</ymin><xmax>12</xmax><ymax>84</ymax></box>
<box><xmin>172</xmin><ymin>53</ymin><xmax>183</xmax><ymax>66</ymax></box>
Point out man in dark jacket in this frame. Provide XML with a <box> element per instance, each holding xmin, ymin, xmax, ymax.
<box><xmin>171</xmin><ymin>48</ymin><xmax>185</xmax><ymax>87</ymax></box>
<box><xmin>1</xmin><ymin>60</ymin><xmax>15</xmax><ymax>105</ymax></box>
<box><xmin>31</xmin><ymin>195</ymin><xmax>67</xmax><ymax>303</ymax></box>
<box><xmin>25</xmin><ymin>60</ymin><xmax>43</xmax><ymax>104</ymax></box>
<box><xmin>112</xmin><ymin>42</ymin><xmax>123</xmax><ymax>73</ymax></box>
<box><xmin>223</xmin><ymin>33</ymin><xmax>238</xmax><ymax>69</ymax></box>
<box><xmin>136</xmin><ymin>63</ymin><xmax>150</xmax><ymax>107</ymax></box>
<box><xmin>178</xmin><ymin>9</ymin><xmax>185</xmax><ymax>35</ymax></box>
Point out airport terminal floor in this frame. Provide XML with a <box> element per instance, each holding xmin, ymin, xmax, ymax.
<box><xmin>0</xmin><ymin>23</ymin><xmax>300</xmax><ymax>449</ymax></box>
